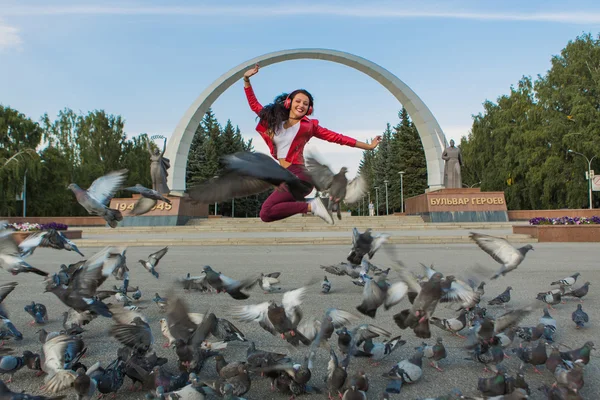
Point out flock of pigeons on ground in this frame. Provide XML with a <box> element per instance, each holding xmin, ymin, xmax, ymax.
<box><xmin>0</xmin><ymin>152</ymin><xmax>595</xmax><ymax>400</ymax></box>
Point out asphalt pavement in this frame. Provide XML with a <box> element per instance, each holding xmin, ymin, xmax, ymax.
<box><xmin>1</xmin><ymin>242</ymin><xmax>597</xmax><ymax>399</ymax></box>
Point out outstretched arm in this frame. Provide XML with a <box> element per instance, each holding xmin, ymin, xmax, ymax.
<box><xmin>243</xmin><ymin>64</ymin><xmax>263</xmax><ymax>115</ymax></box>
<box><xmin>313</xmin><ymin>122</ymin><xmax>381</xmax><ymax>150</ymax></box>
<box><xmin>354</xmin><ymin>137</ymin><xmax>382</xmax><ymax>150</ymax></box>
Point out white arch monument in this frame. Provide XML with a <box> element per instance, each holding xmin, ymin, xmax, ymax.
<box><xmin>165</xmin><ymin>48</ymin><xmax>448</xmax><ymax>195</ymax></box>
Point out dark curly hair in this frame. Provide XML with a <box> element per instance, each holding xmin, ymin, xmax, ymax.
<box><xmin>257</xmin><ymin>89</ymin><xmax>314</xmax><ymax>138</ymax></box>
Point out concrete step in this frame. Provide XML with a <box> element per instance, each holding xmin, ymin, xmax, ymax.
<box><xmin>78</xmin><ymin>222</ymin><xmax>517</xmax><ymax>235</ymax></box>
<box><xmin>72</xmin><ymin>234</ymin><xmax>535</xmax><ymax>247</ymax></box>
<box><xmin>185</xmin><ymin>216</ymin><xmax>425</xmax><ymax>225</ymax></box>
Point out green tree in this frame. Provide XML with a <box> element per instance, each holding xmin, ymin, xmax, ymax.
<box><xmin>461</xmin><ymin>33</ymin><xmax>600</xmax><ymax>209</ymax></box>
<box><xmin>0</xmin><ymin>106</ymin><xmax>42</xmax><ymax>216</ymax></box>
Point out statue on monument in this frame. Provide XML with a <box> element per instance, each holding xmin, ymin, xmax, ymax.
<box><xmin>147</xmin><ymin>135</ymin><xmax>171</xmax><ymax>194</ymax></box>
<box><xmin>442</xmin><ymin>139</ymin><xmax>463</xmax><ymax>189</ymax></box>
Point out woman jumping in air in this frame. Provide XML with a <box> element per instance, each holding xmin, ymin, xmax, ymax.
<box><xmin>243</xmin><ymin>63</ymin><xmax>381</xmax><ymax>225</ymax></box>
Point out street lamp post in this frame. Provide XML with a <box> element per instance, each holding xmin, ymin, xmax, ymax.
<box><xmin>398</xmin><ymin>171</ymin><xmax>405</xmax><ymax>214</ymax></box>
<box><xmin>23</xmin><ymin>168</ymin><xmax>28</xmax><ymax>217</ymax></box>
<box><xmin>214</xmin><ymin>176</ymin><xmax>219</xmax><ymax>215</ymax></box>
<box><xmin>374</xmin><ymin>187</ymin><xmax>379</xmax><ymax>216</ymax></box>
<box><xmin>568</xmin><ymin>150</ymin><xmax>597</xmax><ymax>209</ymax></box>
<box><xmin>383</xmin><ymin>180</ymin><xmax>389</xmax><ymax>215</ymax></box>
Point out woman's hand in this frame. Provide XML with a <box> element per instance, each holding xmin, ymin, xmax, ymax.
<box><xmin>244</xmin><ymin>63</ymin><xmax>260</xmax><ymax>79</ymax></box>
<box><xmin>369</xmin><ymin>136</ymin><xmax>382</xmax><ymax>150</ymax></box>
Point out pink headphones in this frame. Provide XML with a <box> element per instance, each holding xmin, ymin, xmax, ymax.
<box><xmin>284</xmin><ymin>93</ymin><xmax>313</xmax><ymax>116</ymax></box>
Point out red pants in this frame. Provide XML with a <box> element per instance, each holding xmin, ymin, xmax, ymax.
<box><xmin>260</xmin><ymin>164</ymin><xmax>314</xmax><ymax>222</ymax></box>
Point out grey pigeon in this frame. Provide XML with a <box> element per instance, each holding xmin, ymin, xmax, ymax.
<box><xmin>139</xmin><ymin>247</ymin><xmax>168</xmax><ymax>279</ymax></box>
<box><xmin>24</xmin><ymin>302</ymin><xmax>48</xmax><ymax>325</ymax></box>
<box><xmin>393</xmin><ymin>266</ymin><xmax>475</xmax><ymax>339</ymax></box>
<box><xmin>304</xmin><ymin>155</ymin><xmax>366</xmax><ymax>220</ymax></box>
<box><xmin>572</xmin><ymin>304</ymin><xmax>589</xmax><ymax>329</ymax></box>
<box><xmin>336</xmin><ymin>323</ymin><xmax>391</xmax><ymax>357</ymax></box>
<box><xmin>382</xmin><ymin>350</ymin><xmax>423</xmax><ymax>394</ymax></box>
<box><xmin>341</xmin><ymin>379</ymin><xmax>367</xmax><ymax>400</ymax></box>
<box><xmin>326</xmin><ymin>349</ymin><xmax>349</xmax><ymax>399</ymax></box>
<box><xmin>551</xmin><ymin>272</ymin><xmax>580</xmax><ymax>288</ymax></box>
<box><xmin>321</xmin><ymin>276</ymin><xmax>331</xmax><ymax>294</ymax></box>
<box><xmin>68</xmin><ymin>169</ymin><xmax>128</xmax><ymax>228</ymax></box>
<box><xmin>488</xmin><ymin>287</ymin><xmax>512</xmax><ymax>308</ymax></box>
<box><xmin>563</xmin><ymin>282</ymin><xmax>590</xmax><ymax>302</ymax></box>
<box><xmin>124</xmin><ymin>184</ymin><xmax>172</xmax><ymax>216</ymax></box>
<box><xmin>43</xmin><ymin>246</ymin><xmax>124</xmax><ymax>318</ymax></box>
<box><xmin>360</xmin><ymin>335</ymin><xmax>406</xmax><ymax>364</ymax></box>
<box><xmin>73</xmin><ymin>366</ymin><xmax>99</xmax><ymax>400</ymax></box>
<box><xmin>321</xmin><ymin>262</ymin><xmax>362</xmax><ymax>279</ymax></box>
<box><xmin>347</xmin><ymin>228</ymin><xmax>390</xmax><ymax>265</ymax></box>
<box><xmin>0</xmin><ymin>228</ymin><xmax>49</xmax><ymax>276</ymax></box>
<box><xmin>0</xmin><ymin>283</ymin><xmax>18</xmax><ymax>319</ymax></box>
<box><xmin>110</xmin><ymin>316</ymin><xmax>154</xmax><ymax>356</ymax></box>
<box><xmin>477</xmin><ymin>364</ymin><xmax>508</xmax><ymax>396</ymax></box>
<box><xmin>430</xmin><ymin>309</ymin><xmax>468</xmax><ymax>338</ymax></box>
<box><xmin>545</xmin><ymin>346</ymin><xmax>562</xmax><ymax>373</ymax></box>
<box><xmin>188</xmin><ymin>151</ymin><xmax>312</xmax><ymax>203</ymax></box>
<box><xmin>203</xmin><ymin>266</ymin><xmax>257</xmax><ymax>300</ymax></box>
<box><xmin>232</xmin><ymin>286</ymin><xmax>310</xmax><ymax>346</ymax></box>
<box><xmin>42</xmin><ymin>334</ymin><xmax>88</xmax><ymax>393</ymax></box>
<box><xmin>539</xmin><ymin>308</ymin><xmax>557</xmax><ymax>333</ymax></box>
<box><xmin>356</xmin><ymin>274</ymin><xmax>408</xmax><ymax>318</ymax></box>
<box><xmin>469</xmin><ymin>232</ymin><xmax>533</xmax><ymax>279</ymax></box>
<box><xmin>512</xmin><ymin>340</ymin><xmax>548</xmax><ymax>374</ymax></box>
<box><xmin>560</xmin><ymin>341</ymin><xmax>594</xmax><ymax>365</ymax></box>
<box><xmin>554</xmin><ymin>359</ymin><xmax>585</xmax><ymax>392</ymax></box>
<box><xmin>536</xmin><ymin>289</ymin><xmax>562</xmax><ymax>309</ymax></box>
<box><xmin>18</xmin><ymin>229</ymin><xmax>84</xmax><ymax>258</ymax></box>
<box><xmin>298</xmin><ymin>308</ymin><xmax>361</xmax><ymax>349</ymax></box>
<box><xmin>515</xmin><ymin>323</ymin><xmax>545</xmax><ymax>345</ymax></box>
<box><xmin>420</xmin><ymin>337</ymin><xmax>447</xmax><ymax>372</ymax></box>
<box><xmin>538</xmin><ymin>383</ymin><xmax>583</xmax><ymax>400</ymax></box>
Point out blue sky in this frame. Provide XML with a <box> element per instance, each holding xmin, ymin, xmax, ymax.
<box><xmin>2</xmin><ymin>0</ymin><xmax>600</xmax><ymax>179</ymax></box>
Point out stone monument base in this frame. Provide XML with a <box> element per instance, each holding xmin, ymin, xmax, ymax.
<box><xmin>109</xmin><ymin>194</ymin><xmax>208</xmax><ymax>227</ymax></box>
<box><xmin>405</xmin><ymin>188</ymin><xmax>508</xmax><ymax>223</ymax></box>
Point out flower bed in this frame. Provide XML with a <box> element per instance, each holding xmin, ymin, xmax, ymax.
<box><xmin>529</xmin><ymin>216</ymin><xmax>600</xmax><ymax>225</ymax></box>
<box><xmin>8</xmin><ymin>222</ymin><xmax>69</xmax><ymax>232</ymax></box>
<box><xmin>516</xmin><ymin>216</ymin><xmax>600</xmax><ymax>242</ymax></box>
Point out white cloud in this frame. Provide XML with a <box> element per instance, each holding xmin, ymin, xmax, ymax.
<box><xmin>2</xmin><ymin>5</ymin><xmax>600</xmax><ymax>24</ymax></box>
<box><xmin>0</xmin><ymin>19</ymin><xmax>22</xmax><ymax>51</ymax></box>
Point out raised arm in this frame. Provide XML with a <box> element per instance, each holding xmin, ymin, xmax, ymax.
<box><xmin>243</xmin><ymin>64</ymin><xmax>263</xmax><ymax>115</ymax></box>
<box><xmin>161</xmin><ymin>138</ymin><xmax>166</xmax><ymax>157</ymax></box>
<box><xmin>146</xmin><ymin>139</ymin><xmax>153</xmax><ymax>156</ymax></box>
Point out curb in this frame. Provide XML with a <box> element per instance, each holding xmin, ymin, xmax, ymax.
<box><xmin>72</xmin><ymin>235</ymin><xmax>536</xmax><ymax>247</ymax></box>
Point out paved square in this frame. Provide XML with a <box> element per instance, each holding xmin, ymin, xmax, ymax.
<box><xmin>2</xmin><ymin>242</ymin><xmax>597</xmax><ymax>399</ymax></box>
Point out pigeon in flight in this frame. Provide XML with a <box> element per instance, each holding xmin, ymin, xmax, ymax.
<box><xmin>347</xmin><ymin>228</ymin><xmax>390</xmax><ymax>265</ymax></box>
<box><xmin>139</xmin><ymin>247</ymin><xmax>168</xmax><ymax>279</ymax></box>
<box><xmin>68</xmin><ymin>169</ymin><xmax>128</xmax><ymax>228</ymax></box>
<box><xmin>304</xmin><ymin>154</ymin><xmax>366</xmax><ymax>220</ymax></box>
<box><xmin>18</xmin><ymin>229</ymin><xmax>84</xmax><ymax>258</ymax></box>
<box><xmin>469</xmin><ymin>232</ymin><xmax>533</xmax><ymax>280</ymax></box>
<box><xmin>188</xmin><ymin>151</ymin><xmax>312</xmax><ymax>204</ymax></box>
<box><xmin>0</xmin><ymin>228</ymin><xmax>49</xmax><ymax>276</ymax></box>
<box><xmin>124</xmin><ymin>184</ymin><xmax>172</xmax><ymax>216</ymax></box>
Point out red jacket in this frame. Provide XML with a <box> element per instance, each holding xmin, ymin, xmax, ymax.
<box><xmin>244</xmin><ymin>86</ymin><xmax>357</xmax><ymax>165</ymax></box>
